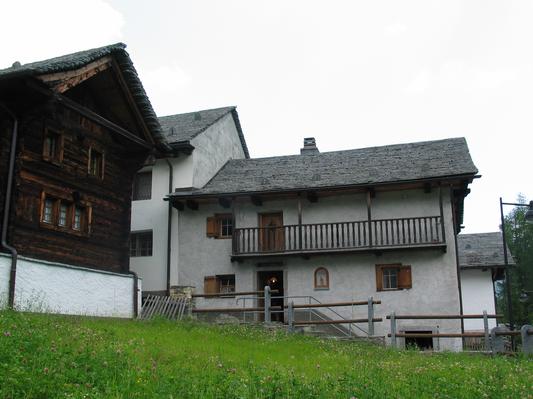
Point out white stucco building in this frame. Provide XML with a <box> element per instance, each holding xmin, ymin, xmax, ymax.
<box><xmin>157</xmin><ymin>136</ymin><xmax>479</xmax><ymax>350</ymax></box>
<box><xmin>130</xmin><ymin>106</ymin><xmax>249</xmax><ymax>294</ymax></box>
<box><xmin>458</xmin><ymin>232</ymin><xmax>511</xmax><ymax>332</ymax></box>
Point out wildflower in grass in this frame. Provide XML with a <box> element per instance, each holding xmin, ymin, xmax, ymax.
<box><xmin>43</xmin><ymin>367</ymin><xmax>49</xmax><ymax>374</ymax></box>
<box><xmin>3</xmin><ymin>331</ymin><xmax>11</xmax><ymax>337</ymax></box>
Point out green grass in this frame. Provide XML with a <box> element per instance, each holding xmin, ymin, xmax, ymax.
<box><xmin>0</xmin><ymin>311</ymin><xmax>531</xmax><ymax>398</ymax></box>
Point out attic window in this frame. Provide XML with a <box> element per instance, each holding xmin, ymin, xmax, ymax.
<box><xmin>89</xmin><ymin>147</ymin><xmax>104</xmax><ymax>178</ymax></box>
<box><xmin>43</xmin><ymin>128</ymin><xmax>63</xmax><ymax>163</ymax></box>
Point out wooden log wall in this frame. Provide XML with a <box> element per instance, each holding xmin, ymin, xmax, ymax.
<box><xmin>8</xmin><ymin>101</ymin><xmax>147</xmax><ymax>273</ymax></box>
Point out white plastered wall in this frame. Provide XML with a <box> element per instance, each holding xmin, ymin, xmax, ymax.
<box><xmin>131</xmin><ymin>111</ymin><xmax>246</xmax><ymax>293</ymax></box>
<box><xmin>460</xmin><ymin>268</ymin><xmax>497</xmax><ymax>330</ymax></box>
<box><xmin>177</xmin><ymin>188</ymin><xmax>463</xmax><ymax>350</ymax></box>
<box><xmin>0</xmin><ymin>253</ymin><xmax>140</xmax><ymax>318</ymax></box>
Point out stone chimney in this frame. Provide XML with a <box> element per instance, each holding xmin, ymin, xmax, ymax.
<box><xmin>300</xmin><ymin>137</ymin><xmax>319</xmax><ymax>155</ymax></box>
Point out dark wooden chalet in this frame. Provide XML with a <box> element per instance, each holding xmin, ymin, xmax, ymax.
<box><xmin>0</xmin><ymin>43</ymin><xmax>168</xmax><ymax>273</ymax></box>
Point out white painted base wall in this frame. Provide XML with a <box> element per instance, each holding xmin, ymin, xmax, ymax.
<box><xmin>460</xmin><ymin>269</ymin><xmax>497</xmax><ymax>331</ymax></box>
<box><xmin>0</xmin><ymin>253</ymin><xmax>141</xmax><ymax>318</ymax></box>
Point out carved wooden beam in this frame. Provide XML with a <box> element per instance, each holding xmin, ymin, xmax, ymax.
<box><xmin>307</xmin><ymin>191</ymin><xmax>318</xmax><ymax>203</ymax></box>
<box><xmin>172</xmin><ymin>200</ymin><xmax>184</xmax><ymax>211</ymax></box>
<box><xmin>218</xmin><ymin>197</ymin><xmax>231</xmax><ymax>209</ymax></box>
<box><xmin>186</xmin><ymin>200</ymin><xmax>199</xmax><ymax>211</ymax></box>
<box><xmin>251</xmin><ymin>195</ymin><xmax>263</xmax><ymax>206</ymax></box>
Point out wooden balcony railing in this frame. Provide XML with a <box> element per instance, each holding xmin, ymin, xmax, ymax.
<box><xmin>232</xmin><ymin>216</ymin><xmax>445</xmax><ymax>256</ymax></box>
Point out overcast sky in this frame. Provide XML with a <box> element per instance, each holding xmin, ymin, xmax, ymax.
<box><xmin>2</xmin><ymin>1</ymin><xmax>531</xmax><ymax>233</ymax></box>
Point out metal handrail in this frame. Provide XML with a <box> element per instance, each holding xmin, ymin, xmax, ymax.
<box><xmin>271</xmin><ymin>294</ymin><xmax>369</xmax><ymax>337</ymax></box>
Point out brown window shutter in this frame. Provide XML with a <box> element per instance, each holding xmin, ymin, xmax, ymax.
<box><xmin>398</xmin><ymin>266</ymin><xmax>412</xmax><ymax>289</ymax></box>
<box><xmin>375</xmin><ymin>266</ymin><xmax>383</xmax><ymax>292</ymax></box>
<box><xmin>204</xmin><ymin>276</ymin><xmax>218</xmax><ymax>294</ymax></box>
<box><xmin>206</xmin><ymin>216</ymin><xmax>218</xmax><ymax>237</ymax></box>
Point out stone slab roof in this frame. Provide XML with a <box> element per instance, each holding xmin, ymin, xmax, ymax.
<box><xmin>458</xmin><ymin>232</ymin><xmax>515</xmax><ymax>268</ymax></box>
<box><xmin>0</xmin><ymin>43</ymin><xmax>169</xmax><ymax>151</ymax></box>
<box><xmin>170</xmin><ymin>137</ymin><xmax>478</xmax><ymax>197</ymax></box>
<box><xmin>158</xmin><ymin>106</ymin><xmax>249</xmax><ymax>157</ymax></box>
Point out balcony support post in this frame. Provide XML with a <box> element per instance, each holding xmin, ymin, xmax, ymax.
<box><xmin>298</xmin><ymin>194</ymin><xmax>303</xmax><ymax>250</ymax></box>
<box><xmin>367</xmin><ymin>189</ymin><xmax>373</xmax><ymax>247</ymax></box>
<box><xmin>438</xmin><ymin>184</ymin><xmax>446</xmax><ymax>244</ymax></box>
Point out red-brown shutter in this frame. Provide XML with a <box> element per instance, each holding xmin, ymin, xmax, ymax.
<box><xmin>375</xmin><ymin>266</ymin><xmax>383</xmax><ymax>292</ymax></box>
<box><xmin>398</xmin><ymin>266</ymin><xmax>412</xmax><ymax>289</ymax></box>
<box><xmin>206</xmin><ymin>216</ymin><xmax>218</xmax><ymax>237</ymax></box>
<box><xmin>204</xmin><ymin>276</ymin><xmax>218</xmax><ymax>294</ymax></box>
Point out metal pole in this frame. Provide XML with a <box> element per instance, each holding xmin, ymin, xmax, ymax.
<box><xmin>288</xmin><ymin>301</ymin><xmax>294</xmax><ymax>333</ymax></box>
<box><xmin>390</xmin><ymin>312</ymin><xmax>397</xmax><ymax>348</ymax></box>
<box><xmin>483</xmin><ymin>310</ymin><xmax>490</xmax><ymax>352</ymax></box>
<box><xmin>500</xmin><ymin>198</ymin><xmax>514</xmax><ymax>346</ymax></box>
<box><xmin>368</xmin><ymin>297</ymin><xmax>374</xmax><ymax>337</ymax></box>
<box><xmin>264</xmin><ymin>285</ymin><xmax>271</xmax><ymax>323</ymax></box>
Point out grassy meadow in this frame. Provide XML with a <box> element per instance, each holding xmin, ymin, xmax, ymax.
<box><xmin>0</xmin><ymin>310</ymin><xmax>531</xmax><ymax>398</ymax></box>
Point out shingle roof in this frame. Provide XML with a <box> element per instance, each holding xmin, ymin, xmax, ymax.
<box><xmin>458</xmin><ymin>232</ymin><xmax>515</xmax><ymax>268</ymax></box>
<box><xmin>0</xmin><ymin>43</ymin><xmax>169</xmax><ymax>151</ymax></box>
<box><xmin>170</xmin><ymin>137</ymin><xmax>478</xmax><ymax>197</ymax></box>
<box><xmin>158</xmin><ymin>107</ymin><xmax>249</xmax><ymax>157</ymax></box>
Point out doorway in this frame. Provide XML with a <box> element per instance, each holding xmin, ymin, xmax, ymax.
<box><xmin>259</xmin><ymin>212</ymin><xmax>285</xmax><ymax>252</ymax></box>
<box><xmin>404</xmin><ymin>331</ymin><xmax>434</xmax><ymax>350</ymax></box>
<box><xmin>257</xmin><ymin>270</ymin><xmax>284</xmax><ymax>322</ymax></box>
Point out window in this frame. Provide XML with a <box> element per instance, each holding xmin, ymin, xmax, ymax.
<box><xmin>43</xmin><ymin>128</ymin><xmax>63</xmax><ymax>163</ymax></box>
<box><xmin>88</xmin><ymin>148</ymin><xmax>104</xmax><ymax>178</ymax></box>
<box><xmin>133</xmin><ymin>171</ymin><xmax>152</xmax><ymax>200</ymax></box>
<box><xmin>40</xmin><ymin>193</ymin><xmax>90</xmax><ymax>234</ymax></box>
<box><xmin>130</xmin><ymin>231</ymin><xmax>153</xmax><ymax>257</ymax></box>
<box><xmin>206</xmin><ymin>214</ymin><xmax>233</xmax><ymax>239</ymax></box>
<box><xmin>43</xmin><ymin>198</ymin><xmax>55</xmax><ymax>224</ymax></box>
<box><xmin>58</xmin><ymin>202</ymin><xmax>69</xmax><ymax>227</ymax></box>
<box><xmin>73</xmin><ymin>206</ymin><xmax>84</xmax><ymax>230</ymax></box>
<box><xmin>314</xmin><ymin>267</ymin><xmax>329</xmax><ymax>290</ymax></box>
<box><xmin>376</xmin><ymin>264</ymin><xmax>412</xmax><ymax>291</ymax></box>
<box><xmin>204</xmin><ymin>274</ymin><xmax>236</xmax><ymax>295</ymax></box>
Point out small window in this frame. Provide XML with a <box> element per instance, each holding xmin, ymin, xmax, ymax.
<box><xmin>130</xmin><ymin>231</ymin><xmax>153</xmax><ymax>257</ymax></box>
<box><xmin>133</xmin><ymin>171</ymin><xmax>152</xmax><ymax>200</ymax></box>
<box><xmin>58</xmin><ymin>202</ymin><xmax>69</xmax><ymax>227</ymax></box>
<box><xmin>219</xmin><ymin>275</ymin><xmax>236</xmax><ymax>293</ymax></box>
<box><xmin>43</xmin><ymin>128</ymin><xmax>63</xmax><ymax>163</ymax></box>
<box><xmin>376</xmin><ymin>264</ymin><xmax>412</xmax><ymax>291</ymax></box>
<box><xmin>89</xmin><ymin>148</ymin><xmax>104</xmax><ymax>178</ymax></box>
<box><xmin>40</xmin><ymin>193</ymin><xmax>90</xmax><ymax>234</ymax></box>
<box><xmin>42</xmin><ymin>198</ymin><xmax>56</xmax><ymax>224</ymax></box>
<box><xmin>73</xmin><ymin>206</ymin><xmax>84</xmax><ymax>231</ymax></box>
<box><xmin>204</xmin><ymin>274</ymin><xmax>236</xmax><ymax>295</ymax></box>
<box><xmin>314</xmin><ymin>267</ymin><xmax>329</xmax><ymax>290</ymax></box>
<box><xmin>206</xmin><ymin>214</ymin><xmax>233</xmax><ymax>239</ymax></box>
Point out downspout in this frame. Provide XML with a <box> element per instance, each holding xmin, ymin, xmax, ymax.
<box><xmin>0</xmin><ymin>104</ymin><xmax>19</xmax><ymax>309</ymax></box>
<box><xmin>164</xmin><ymin>158</ymin><xmax>173</xmax><ymax>295</ymax></box>
<box><xmin>127</xmin><ymin>270</ymin><xmax>139</xmax><ymax>318</ymax></box>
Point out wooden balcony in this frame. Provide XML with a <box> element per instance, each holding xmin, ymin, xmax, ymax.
<box><xmin>232</xmin><ymin>216</ymin><xmax>446</xmax><ymax>258</ymax></box>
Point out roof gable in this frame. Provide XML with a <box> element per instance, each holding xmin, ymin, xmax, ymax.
<box><xmin>0</xmin><ymin>43</ymin><xmax>169</xmax><ymax>151</ymax></box>
<box><xmin>159</xmin><ymin>106</ymin><xmax>249</xmax><ymax>157</ymax></box>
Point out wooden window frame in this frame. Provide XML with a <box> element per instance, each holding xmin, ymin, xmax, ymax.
<box><xmin>206</xmin><ymin>213</ymin><xmax>233</xmax><ymax>239</ymax></box>
<box><xmin>375</xmin><ymin>264</ymin><xmax>412</xmax><ymax>291</ymax></box>
<box><xmin>314</xmin><ymin>267</ymin><xmax>330</xmax><ymax>290</ymax></box>
<box><xmin>132</xmin><ymin>171</ymin><xmax>152</xmax><ymax>201</ymax></box>
<box><xmin>42</xmin><ymin>127</ymin><xmax>64</xmax><ymax>164</ymax></box>
<box><xmin>204</xmin><ymin>274</ymin><xmax>236</xmax><ymax>295</ymax></box>
<box><xmin>130</xmin><ymin>230</ymin><xmax>153</xmax><ymax>257</ymax></box>
<box><xmin>88</xmin><ymin>146</ymin><xmax>105</xmax><ymax>179</ymax></box>
<box><xmin>39</xmin><ymin>191</ymin><xmax>91</xmax><ymax>236</ymax></box>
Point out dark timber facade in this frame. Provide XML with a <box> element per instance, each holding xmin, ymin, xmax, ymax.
<box><xmin>0</xmin><ymin>43</ymin><xmax>166</xmax><ymax>273</ymax></box>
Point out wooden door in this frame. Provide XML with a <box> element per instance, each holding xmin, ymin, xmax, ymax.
<box><xmin>259</xmin><ymin>212</ymin><xmax>284</xmax><ymax>251</ymax></box>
